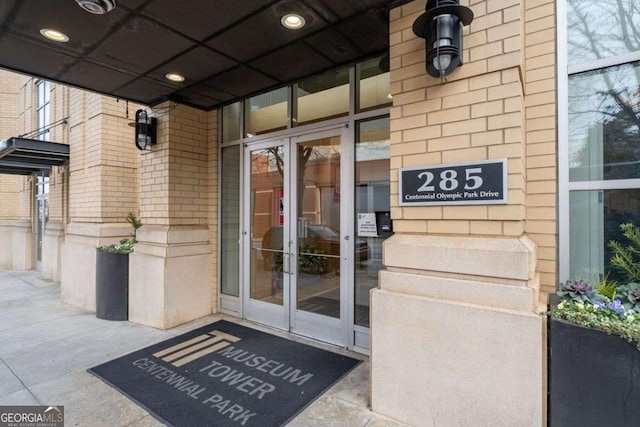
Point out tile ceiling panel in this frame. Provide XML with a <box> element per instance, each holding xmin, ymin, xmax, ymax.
<box><xmin>148</xmin><ymin>46</ymin><xmax>237</xmax><ymax>84</ymax></box>
<box><xmin>207</xmin><ymin>0</ymin><xmax>326</xmax><ymax>62</ymax></box>
<box><xmin>304</xmin><ymin>28</ymin><xmax>362</xmax><ymax>64</ymax></box>
<box><xmin>250</xmin><ymin>42</ymin><xmax>333</xmax><ymax>83</ymax></box>
<box><xmin>59</xmin><ymin>61</ymin><xmax>137</xmax><ymax>94</ymax></box>
<box><xmin>88</xmin><ymin>16</ymin><xmax>193</xmax><ymax>75</ymax></box>
<box><xmin>140</xmin><ymin>0</ymin><xmax>271</xmax><ymax>42</ymax></box>
<box><xmin>204</xmin><ymin>66</ymin><xmax>278</xmax><ymax>98</ymax></box>
<box><xmin>113</xmin><ymin>78</ymin><xmax>176</xmax><ymax>105</ymax></box>
<box><xmin>338</xmin><ymin>9</ymin><xmax>389</xmax><ymax>55</ymax></box>
<box><xmin>0</xmin><ymin>35</ymin><xmax>77</xmax><ymax>79</ymax></box>
<box><xmin>319</xmin><ymin>0</ymin><xmax>391</xmax><ymax>19</ymax></box>
<box><xmin>7</xmin><ymin>0</ymin><xmax>130</xmax><ymax>55</ymax></box>
<box><xmin>0</xmin><ymin>0</ymin><xmax>395</xmax><ymax>110</ymax></box>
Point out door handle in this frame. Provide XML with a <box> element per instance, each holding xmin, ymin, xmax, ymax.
<box><xmin>283</xmin><ymin>253</ymin><xmax>290</xmax><ymax>274</ymax></box>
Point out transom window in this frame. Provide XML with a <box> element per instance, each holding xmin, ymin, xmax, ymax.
<box><xmin>35</xmin><ymin>80</ymin><xmax>51</xmax><ymax>141</ymax></box>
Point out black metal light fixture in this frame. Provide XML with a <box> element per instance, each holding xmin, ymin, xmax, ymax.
<box><xmin>134</xmin><ymin>110</ymin><xmax>157</xmax><ymax>151</ymax></box>
<box><xmin>412</xmin><ymin>0</ymin><xmax>474</xmax><ymax>79</ymax></box>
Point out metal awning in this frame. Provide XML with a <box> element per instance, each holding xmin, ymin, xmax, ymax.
<box><xmin>0</xmin><ymin>137</ymin><xmax>69</xmax><ymax>175</ymax></box>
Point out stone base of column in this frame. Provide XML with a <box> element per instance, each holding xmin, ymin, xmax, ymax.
<box><xmin>0</xmin><ymin>220</ymin><xmax>15</xmax><ymax>269</ymax></box>
<box><xmin>42</xmin><ymin>220</ymin><xmax>65</xmax><ymax>282</ymax></box>
<box><xmin>61</xmin><ymin>222</ymin><xmax>133</xmax><ymax>311</ymax></box>
<box><xmin>129</xmin><ymin>225</ymin><xmax>212</xmax><ymax>330</ymax></box>
<box><xmin>0</xmin><ymin>220</ymin><xmax>31</xmax><ymax>270</ymax></box>
<box><xmin>371</xmin><ymin>234</ymin><xmax>545</xmax><ymax>426</ymax></box>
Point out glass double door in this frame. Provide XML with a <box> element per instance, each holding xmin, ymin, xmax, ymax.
<box><xmin>243</xmin><ymin>128</ymin><xmax>350</xmax><ymax>345</ymax></box>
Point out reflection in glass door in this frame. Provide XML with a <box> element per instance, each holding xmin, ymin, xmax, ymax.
<box><xmin>244</xmin><ymin>128</ymin><xmax>347</xmax><ymax>345</ymax></box>
<box><xmin>245</xmin><ymin>141</ymin><xmax>289</xmax><ymax>331</ymax></box>
<box><xmin>290</xmin><ymin>132</ymin><xmax>344</xmax><ymax>345</ymax></box>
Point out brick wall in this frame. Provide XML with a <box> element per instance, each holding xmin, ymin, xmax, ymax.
<box><xmin>67</xmin><ymin>90</ymin><xmax>140</xmax><ymax>223</ymax></box>
<box><xmin>0</xmin><ymin>70</ymin><xmax>21</xmax><ymax>221</ymax></box>
<box><xmin>524</xmin><ymin>0</ymin><xmax>557</xmax><ymax>294</ymax></box>
<box><xmin>389</xmin><ymin>0</ymin><xmax>556</xmax><ymax>292</ymax></box>
<box><xmin>139</xmin><ymin>103</ymin><xmax>209</xmax><ymax>226</ymax></box>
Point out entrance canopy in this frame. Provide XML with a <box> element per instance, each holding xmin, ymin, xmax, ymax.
<box><xmin>0</xmin><ymin>137</ymin><xmax>69</xmax><ymax>175</ymax></box>
<box><xmin>0</xmin><ymin>0</ymin><xmax>405</xmax><ymax>111</ymax></box>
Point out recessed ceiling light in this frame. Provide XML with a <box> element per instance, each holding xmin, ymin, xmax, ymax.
<box><xmin>281</xmin><ymin>14</ymin><xmax>305</xmax><ymax>29</ymax></box>
<box><xmin>165</xmin><ymin>73</ymin><xmax>185</xmax><ymax>82</ymax></box>
<box><xmin>40</xmin><ymin>29</ymin><xmax>69</xmax><ymax>43</ymax></box>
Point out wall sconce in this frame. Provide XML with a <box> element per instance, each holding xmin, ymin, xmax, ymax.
<box><xmin>413</xmin><ymin>0</ymin><xmax>474</xmax><ymax>79</ymax></box>
<box><xmin>135</xmin><ymin>109</ymin><xmax>157</xmax><ymax>151</ymax></box>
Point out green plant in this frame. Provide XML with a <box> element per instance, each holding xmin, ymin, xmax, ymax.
<box><xmin>609</xmin><ymin>223</ymin><xmax>640</xmax><ymax>282</ymax></box>
<box><xmin>557</xmin><ymin>280</ymin><xmax>603</xmax><ymax>303</ymax></box>
<box><xmin>297</xmin><ymin>244</ymin><xmax>326</xmax><ymax>274</ymax></box>
<box><xmin>543</xmin><ymin>299</ymin><xmax>640</xmax><ymax>351</ymax></box>
<box><xmin>270</xmin><ymin>245</ymin><xmax>327</xmax><ymax>274</ymax></box>
<box><xmin>595</xmin><ymin>273</ymin><xmax>618</xmax><ymax>300</ymax></box>
<box><xmin>96</xmin><ymin>213</ymin><xmax>142</xmax><ymax>254</ymax></box>
<box><xmin>617</xmin><ymin>282</ymin><xmax>640</xmax><ymax>312</ymax></box>
<box><xmin>97</xmin><ymin>238</ymin><xmax>135</xmax><ymax>254</ymax></box>
<box><xmin>127</xmin><ymin>212</ymin><xmax>142</xmax><ymax>233</ymax></box>
<box><xmin>545</xmin><ymin>221</ymin><xmax>640</xmax><ymax>352</ymax></box>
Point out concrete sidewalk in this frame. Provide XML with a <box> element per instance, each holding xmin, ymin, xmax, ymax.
<box><xmin>0</xmin><ymin>270</ymin><xmax>404</xmax><ymax>427</ymax></box>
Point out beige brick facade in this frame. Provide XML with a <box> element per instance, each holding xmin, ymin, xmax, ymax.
<box><xmin>389</xmin><ymin>0</ymin><xmax>556</xmax><ymax>294</ymax></box>
<box><xmin>139</xmin><ymin>103</ymin><xmax>209</xmax><ymax>226</ymax></box>
<box><xmin>0</xmin><ymin>70</ymin><xmax>21</xmax><ymax>222</ymax></box>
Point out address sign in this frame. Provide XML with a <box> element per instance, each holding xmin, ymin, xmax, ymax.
<box><xmin>399</xmin><ymin>159</ymin><xmax>507</xmax><ymax>206</ymax></box>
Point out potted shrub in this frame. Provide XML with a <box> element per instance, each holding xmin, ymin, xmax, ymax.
<box><xmin>95</xmin><ymin>213</ymin><xmax>141</xmax><ymax>321</ymax></box>
<box><xmin>544</xmin><ymin>223</ymin><xmax>640</xmax><ymax>426</ymax></box>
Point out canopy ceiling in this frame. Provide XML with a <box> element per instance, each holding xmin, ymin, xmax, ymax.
<box><xmin>0</xmin><ymin>0</ymin><xmax>404</xmax><ymax>111</ymax></box>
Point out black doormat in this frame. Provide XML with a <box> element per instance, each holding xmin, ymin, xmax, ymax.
<box><xmin>89</xmin><ymin>320</ymin><xmax>360</xmax><ymax>427</ymax></box>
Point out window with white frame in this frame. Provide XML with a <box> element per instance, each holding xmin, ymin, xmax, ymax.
<box><xmin>560</xmin><ymin>1</ymin><xmax>640</xmax><ymax>284</ymax></box>
<box><xmin>35</xmin><ymin>80</ymin><xmax>51</xmax><ymax>141</ymax></box>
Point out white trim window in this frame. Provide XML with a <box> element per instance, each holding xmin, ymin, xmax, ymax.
<box><xmin>559</xmin><ymin>0</ymin><xmax>640</xmax><ymax>284</ymax></box>
<box><xmin>35</xmin><ymin>80</ymin><xmax>51</xmax><ymax>141</ymax></box>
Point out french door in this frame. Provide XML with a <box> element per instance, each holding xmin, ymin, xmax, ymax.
<box><xmin>243</xmin><ymin>127</ymin><xmax>352</xmax><ymax>346</ymax></box>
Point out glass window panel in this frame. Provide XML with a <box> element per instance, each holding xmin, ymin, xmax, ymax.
<box><xmin>295</xmin><ymin>136</ymin><xmax>342</xmax><ymax>318</ymax></box>
<box><xmin>568</xmin><ymin>0</ymin><xmax>640</xmax><ymax>65</ymax></box>
<box><xmin>569</xmin><ymin>62</ymin><xmax>640</xmax><ymax>181</ymax></box>
<box><xmin>354</xmin><ymin>116</ymin><xmax>391</xmax><ymax>328</ymax></box>
<box><xmin>250</xmin><ymin>146</ymin><xmax>285</xmax><ymax>305</ymax></box>
<box><xmin>221</xmin><ymin>145</ymin><xmax>241</xmax><ymax>297</ymax></box>
<box><xmin>357</xmin><ymin>56</ymin><xmax>392</xmax><ymax>112</ymax></box>
<box><xmin>245</xmin><ymin>88</ymin><xmax>288</xmax><ymax>137</ymax></box>
<box><xmin>222</xmin><ymin>102</ymin><xmax>241</xmax><ymax>143</ymax></box>
<box><xmin>570</xmin><ymin>189</ymin><xmax>640</xmax><ymax>284</ymax></box>
<box><xmin>295</xmin><ymin>68</ymin><xmax>349</xmax><ymax>126</ymax></box>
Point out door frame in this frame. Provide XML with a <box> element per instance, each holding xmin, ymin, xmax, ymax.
<box><xmin>241</xmin><ymin>124</ymin><xmax>355</xmax><ymax>347</ymax></box>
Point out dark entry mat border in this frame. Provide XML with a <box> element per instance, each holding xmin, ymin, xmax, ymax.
<box><xmin>88</xmin><ymin>320</ymin><xmax>361</xmax><ymax>427</ymax></box>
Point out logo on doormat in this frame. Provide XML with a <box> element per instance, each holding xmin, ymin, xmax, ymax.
<box><xmin>153</xmin><ymin>330</ymin><xmax>241</xmax><ymax>367</ymax></box>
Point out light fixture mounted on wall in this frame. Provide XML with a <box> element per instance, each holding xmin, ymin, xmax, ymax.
<box><xmin>412</xmin><ymin>0</ymin><xmax>474</xmax><ymax>79</ymax></box>
<box><xmin>135</xmin><ymin>109</ymin><xmax>157</xmax><ymax>151</ymax></box>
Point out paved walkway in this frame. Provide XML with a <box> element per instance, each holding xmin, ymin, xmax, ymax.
<box><xmin>0</xmin><ymin>270</ymin><xmax>405</xmax><ymax>427</ymax></box>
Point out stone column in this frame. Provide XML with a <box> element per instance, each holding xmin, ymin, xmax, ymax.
<box><xmin>60</xmin><ymin>91</ymin><xmax>139</xmax><ymax>311</ymax></box>
<box><xmin>129</xmin><ymin>103</ymin><xmax>215</xmax><ymax>329</ymax></box>
<box><xmin>371</xmin><ymin>0</ymin><xmax>552</xmax><ymax>425</ymax></box>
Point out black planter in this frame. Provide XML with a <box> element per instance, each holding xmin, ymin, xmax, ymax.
<box><xmin>95</xmin><ymin>250</ymin><xmax>129</xmax><ymax>321</ymax></box>
<box><xmin>549</xmin><ymin>317</ymin><xmax>640</xmax><ymax>426</ymax></box>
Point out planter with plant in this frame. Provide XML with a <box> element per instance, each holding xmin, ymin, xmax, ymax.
<box><xmin>95</xmin><ymin>213</ymin><xmax>141</xmax><ymax>321</ymax></box>
<box><xmin>544</xmin><ymin>223</ymin><xmax>640</xmax><ymax>426</ymax></box>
